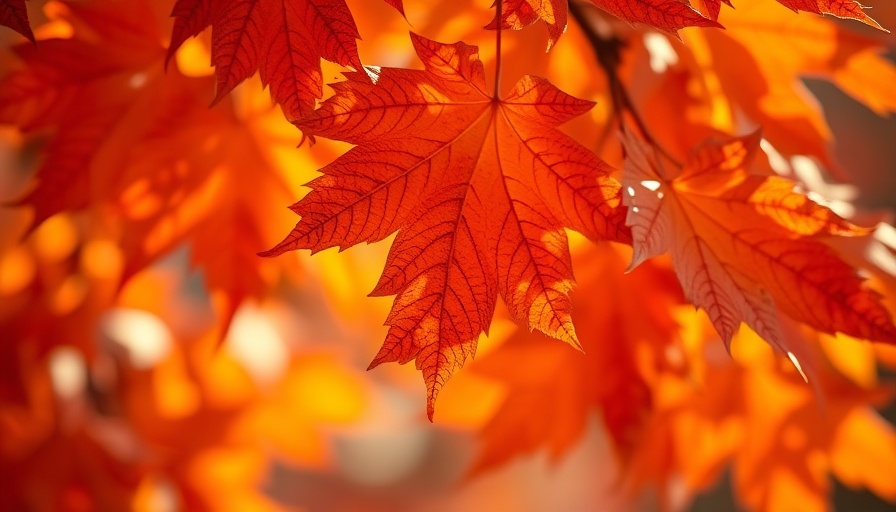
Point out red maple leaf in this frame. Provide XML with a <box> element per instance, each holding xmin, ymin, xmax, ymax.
<box><xmin>167</xmin><ymin>0</ymin><xmax>364</xmax><ymax>122</ymax></box>
<box><xmin>493</xmin><ymin>0</ymin><xmax>884</xmax><ymax>47</ymax></box>
<box><xmin>488</xmin><ymin>0</ymin><xmax>569</xmax><ymax>49</ymax></box>
<box><xmin>382</xmin><ymin>0</ymin><xmax>405</xmax><ymax>16</ymax></box>
<box><xmin>0</xmin><ymin>0</ymin><xmax>33</xmax><ymax>43</ymax></box>
<box><xmin>492</xmin><ymin>0</ymin><xmax>719</xmax><ymax>39</ymax></box>
<box><xmin>703</xmin><ymin>0</ymin><xmax>885</xmax><ymax>29</ymax></box>
<box><xmin>592</xmin><ymin>0</ymin><xmax>721</xmax><ymax>31</ymax></box>
<box><xmin>263</xmin><ymin>33</ymin><xmax>629</xmax><ymax>418</ymax></box>
<box><xmin>693</xmin><ymin>0</ymin><xmax>732</xmax><ymax>20</ymax></box>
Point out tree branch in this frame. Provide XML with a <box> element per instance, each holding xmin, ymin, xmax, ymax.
<box><xmin>569</xmin><ymin>1</ymin><xmax>681</xmax><ymax>166</ymax></box>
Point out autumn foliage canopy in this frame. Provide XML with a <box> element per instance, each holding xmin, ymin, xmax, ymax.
<box><xmin>1</xmin><ymin>0</ymin><xmax>896</xmax><ymax>510</ymax></box>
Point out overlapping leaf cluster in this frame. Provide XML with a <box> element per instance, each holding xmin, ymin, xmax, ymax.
<box><xmin>1</xmin><ymin>0</ymin><xmax>895</xmax><ymax>510</ymax></box>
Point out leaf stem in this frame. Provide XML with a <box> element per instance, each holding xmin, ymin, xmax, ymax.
<box><xmin>494</xmin><ymin>0</ymin><xmax>503</xmax><ymax>98</ymax></box>
<box><xmin>569</xmin><ymin>1</ymin><xmax>681</xmax><ymax>167</ymax></box>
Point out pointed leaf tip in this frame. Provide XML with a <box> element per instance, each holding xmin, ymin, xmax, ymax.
<box><xmin>0</xmin><ymin>0</ymin><xmax>35</xmax><ymax>44</ymax></box>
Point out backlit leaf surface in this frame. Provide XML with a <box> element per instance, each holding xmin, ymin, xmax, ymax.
<box><xmin>622</xmin><ymin>130</ymin><xmax>896</xmax><ymax>361</ymax></box>
<box><xmin>263</xmin><ymin>33</ymin><xmax>628</xmax><ymax>418</ymax></box>
<box><xmin>167</xmin><ymin>0</ymin><xmax>364</xmax><ymax>122</ymax></box>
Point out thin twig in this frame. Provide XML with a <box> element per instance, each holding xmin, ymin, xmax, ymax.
<box><xmin>569</xmin><ymin>0</ymin><xmax>682</xmax><ymax>167</ymax></box>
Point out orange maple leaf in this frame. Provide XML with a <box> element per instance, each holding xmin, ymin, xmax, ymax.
<box><xmin>622</xmin><ymin>130</ymin><xmax>896</xmax><ymax>365</ymax></box>
<box><xmin>167</xmin><ymin>0</ymin><xmax>365</xmax><ymax>122</ymax></box>
<box><xmin>263</xmin><ymin>33</ymin><xmax>629</xmax><ymax>419</ymax></box>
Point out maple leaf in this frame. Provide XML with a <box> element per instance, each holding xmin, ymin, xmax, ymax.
<box><xmin>780</xmin><ymin>0</ymin><xmax>885</xmax><ymax>29</ymax></box>
<box><xmin>622</xmin><ymin>130</ymin><xmax>896</xmax><ymax>365</ymax></box>
<box><xmin>382</xmin><ymin>0</ymin><xmax>405</xmax><ymax>16</ymax></box>
<box><xmin>167</xmin><ymin>0</ymin><xmax>364</xmax><ymax>122</ymax></box>
<box><xmin>263</xmin><ymin>33</ymin><xmax>629</xmax><ymax>419</ymax></box>
<box><xmin>0</xmin><ymin>0</ymin><xmax>33</xmax><ymax>43</ymax></box>
<box><xmin>702</xmin><ymin>0</ymin><xmax>886</xmax><ymax>29</ymax></box>
<box><xmin>488</xmin><ymin>0</ymin><xmax>568</xmax><ymax>50</ymax></box>
<box><xmin>491</xmin><ymin>0</ymin><xmax>719</xmax><ymax>42</ymax></box>
<box><xmin>590</xmin><ymin>0</ymin><xmax>721</xmax><ymax>32</ymax></box>
<box><xmin>693</xmin><ymin>0</ymin><xmax>732</xmax><ymax>20</ymax></box>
